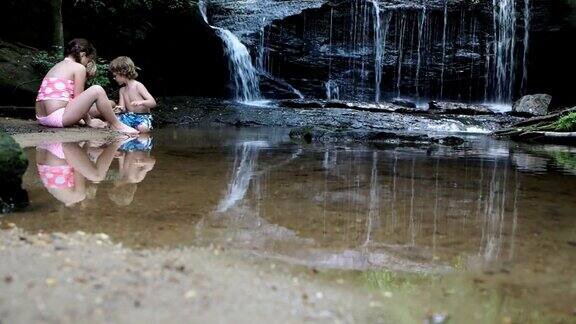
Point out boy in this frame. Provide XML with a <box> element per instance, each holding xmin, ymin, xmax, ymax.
<box><xmin>109</xmin><ymin>56</ymin><xmax>156</xmax><ymax>132</ymax></box>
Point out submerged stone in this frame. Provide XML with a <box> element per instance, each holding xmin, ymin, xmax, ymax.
<box><xmin>0</xmin><ymin>130</ymin><xmax>29</xmax><ymax>213</ymax></box>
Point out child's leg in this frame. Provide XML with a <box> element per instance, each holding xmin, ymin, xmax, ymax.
<box><xmin>62</xmin><ymin>140</ymin><xmax>122</xmax><ymax>183</ymax></box>
<box><xmin>91</xmin><ymin>101</ymin><xmax>117</xmax><ymax>117</ymax></box>
<box><xmin>63</xmin><ymin>85</ymin><xmax>138</xmax><ymax>134</ymax></box>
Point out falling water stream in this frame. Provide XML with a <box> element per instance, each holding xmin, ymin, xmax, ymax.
<box><xmin>490</xmin><ymin>0</ymin><xmax>517</xmax><ymax>103</ymax></box>
<box><xmin>199</xmin><ymin>0</ymin><xmax>261</xmax><ymax>102</ymax></box>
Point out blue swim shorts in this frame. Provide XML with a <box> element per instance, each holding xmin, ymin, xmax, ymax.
<box><xmin>118</xmin><ymin>112</ymin><xmax>153</xmax><ymax>130</ymax></box>
<box><xmin>119</xmin><ymin>136</ymin><xmax>154</xmax><ymax>152</ymax></box>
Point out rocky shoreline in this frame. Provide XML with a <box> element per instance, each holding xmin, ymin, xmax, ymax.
<box><xmin>0</xmin><ymin>226</ymin><xmax>384</xmax><ymax>323</ymax></box>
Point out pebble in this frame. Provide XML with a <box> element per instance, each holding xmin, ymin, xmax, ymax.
<box><xmin>369</xmin><ymin>301</ymin><xmax>383</xmax><ymax>308</ymax></box>
<box><xmin>95</xmin><ymin>233</ymin><xmax>110</xmax><ymax>241</ymax></box>
<box><xmin>184</xmin><ymin>290</ymin><xmax>197</xmax><ymax>299</ymax></box>
<box><xmin>45</xmin><ymin>278</ymin><xmax>57</xmax><ymax>286</ymax></box>
<box><xmin>315</xmin><ymin>292</ymin><xmax>324</xmax><ymax>299</ymax></box>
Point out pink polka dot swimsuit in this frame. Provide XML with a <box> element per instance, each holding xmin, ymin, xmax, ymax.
<box><xmin>37</xmin><ymin>164</ymin><xmax>75</xmax><ymax>189</ymax></box>
<box><xmin>36</xmin><ymin>77</ymin><xmax>75</xmax><ymax>102</ymax></box>
<box><xmin>35</xmin><ymin>77</ymin><xmax>75</xmax><ymax>127</ymax></box>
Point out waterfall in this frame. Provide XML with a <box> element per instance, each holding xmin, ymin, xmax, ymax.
<box><xmin>217</xmin><ymin>141</ymin><xmax>268</xmax><ymax>213</ymax></box>
<box><xmin>396</xmin><ymin>12</ymin><xmax>407</xmax><ymax>98</ymax></box>
<box><xmin>415</xmin><ymin>6</ymin><xmax>426</xmax><ymax>100</ymax></box>
<box><xmin>521</xmin><ymin>0</ymin><xmax>530</xmax><ymax>94</ymax></box>
<box><xmin>490</xmin><ymin>0</ymin><xmax>517</xmax><ymax>103</ymax></box>
<box><xmin>372</xmin><ymin>0</ymin><xmax>382</xmax><ymax>102</ymax></box>
<box><xmin>372</xmin><ymin>1</ymin><xmax>391</xmax><ymax>103</ymax></box>
<box><xmin>199</xmin><ymin>1</ymin><xmax>261</xmax><ymax>102</ymax></box>
<box><xmin>440</xmin><ymin>0</ymin><xmax>448</xmax><ymax>99</ymax></box>
<box><xmin>257</xmin><ymin>18</ymin><xmax>267</xmax><ymax>73</ymax></box>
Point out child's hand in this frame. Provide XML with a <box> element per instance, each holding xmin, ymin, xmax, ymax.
<box><xmin>114</xmin><ymin>105</ymin><xmax>126</xmax><ymax>113</ymax></box>
<box><xmin>130</xmin><ymin>100</ymin><xmax>146</xmax><ymax>107</ymax></box>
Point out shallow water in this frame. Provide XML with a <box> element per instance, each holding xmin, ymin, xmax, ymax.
<box><xmin>4</xmin><ymin>127</ymin><xmax>576</xmax><ymax>321</ymax></box>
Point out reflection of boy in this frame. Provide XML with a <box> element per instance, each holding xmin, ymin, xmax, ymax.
<box><xmin>108</xmin><ymin>136</ymin><xmax>156</xmax><ymax>207</ymax></box>
<box><xmin>119</xmin><ymin>136</ymin><xmax>153</xmax><ymax>152</ymax></box>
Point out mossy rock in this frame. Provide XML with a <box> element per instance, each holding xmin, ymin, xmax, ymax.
<box><xmin>0</xmin><ymin>130</ymin><xmax>29</xmax><ymax>213</ymax></box>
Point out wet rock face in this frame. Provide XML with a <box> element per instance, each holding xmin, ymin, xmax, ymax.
<box><xmin>257</xmin><ymin>0</ymin><xmax>495</xmax><ymax>103</ymax></box>
<box><xmin>208</xmin><ymin>0</ymin><xmax>576</xmax><ymax>106</ymax></box>
<box><xmin>0</xmin><ymin>131</ymin><xmax>29</xmax><ymax>213</ymax></box>
<box><xmin>512</xmin><ymin>94</ymin><xmax>552</xmax><ymax>116</ymax></box>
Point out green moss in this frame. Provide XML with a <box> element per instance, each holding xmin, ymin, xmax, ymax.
<box><xmin>551</xmin><ymin>112</ymin><xmax>576</xmax><ymax>132</ymax></box>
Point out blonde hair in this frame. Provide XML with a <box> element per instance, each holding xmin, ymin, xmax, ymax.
<box><xmin>109</xmin><ymin>56</ymin><xmax>138</xmax><ymax>79</ymax></box>
<box><xmin>86</xmin><ymin>61</ymin><xmax>97</xmax><ymax>78</ymax></box>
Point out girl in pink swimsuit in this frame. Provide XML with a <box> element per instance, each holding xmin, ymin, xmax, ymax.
<box><xmin>35</xmin><ymin>38</ymin><xmax>138</xmax><ymax>134</ymax></box>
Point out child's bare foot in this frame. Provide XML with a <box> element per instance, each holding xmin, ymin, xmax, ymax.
<box><xmin>87</xmin><ymin>118</ymin><xmax>108</xmax><ymax>129</ymax></box>
<box><xmin>112</xmin><ymin>123</ymin><xmax>139</xmax><ymax>134</ymax></box>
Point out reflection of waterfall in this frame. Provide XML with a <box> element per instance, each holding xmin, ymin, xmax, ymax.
<box><xmin>480</xmin><ymin>160</ymin><xmax>509</xmax><ymax>262</ymax></box>
<box><xmin>364</xmin><ymin>152</ymin><xmax>380</xmax><ymax>245</ymax></box>
<box><xmin>217</xmin><ymin>141</ymin><xmax>267</xmax><ymax>212</ymax></box>
<box><xmin>199</xmin><ymin>1</ymin><xmax>261</xmax><ymax>102</ymax></box>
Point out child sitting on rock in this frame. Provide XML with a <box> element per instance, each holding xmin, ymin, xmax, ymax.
<box><xmin>109</xmin><ymin>56</ymin><xmax>156</xmax><ymax>132</ymax></box>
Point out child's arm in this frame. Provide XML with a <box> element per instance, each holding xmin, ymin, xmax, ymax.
<box><xmin>114</xmin><ymin>90</ymin><xmax>127</xmax><ymax>113</ymax></box>
<box><xmin>131</xmin><ymin>82</ymin><xmax>157</xmax><ymax>109</ymax></box>
<box><xmin>73</xmin><ymin>66</ymin><xmax>92</xmax><ymax>125</ymax></box>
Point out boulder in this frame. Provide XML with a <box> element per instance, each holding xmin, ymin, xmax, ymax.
<box><xmin>0</xmin><ymin>130</ymin><xmax>29</xmax><ymax>213</ymax></box>
<box><xmin>512</xmin><ymin>94</ymin><xmax>552</xmax><ymax>116</ymax></box>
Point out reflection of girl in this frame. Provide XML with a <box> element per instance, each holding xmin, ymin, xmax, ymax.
<box><xmin>36</xmin><ymin>140</ymin><xmax>121</xmax><ymax>206</ymax></box>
